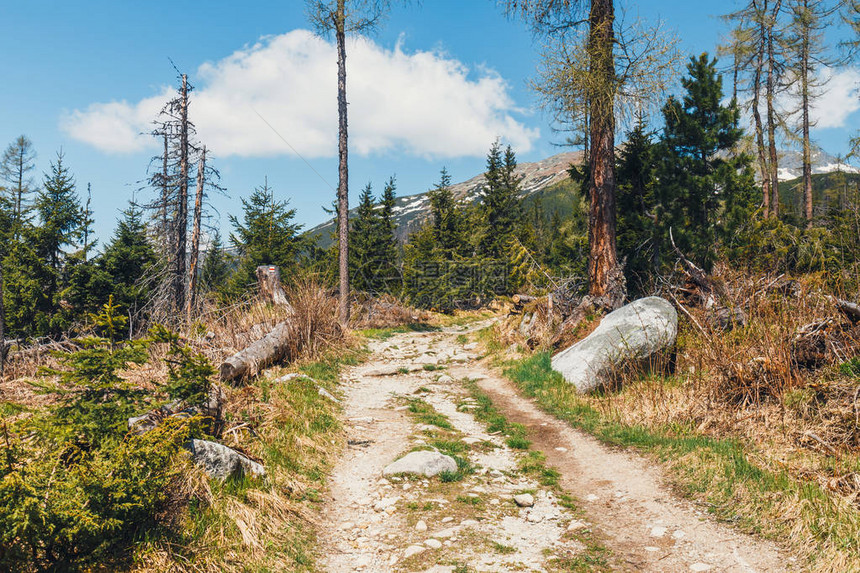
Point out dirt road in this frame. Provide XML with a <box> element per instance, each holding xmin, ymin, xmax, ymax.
<box><xmin>319</xmin><ymin>321</ymin><xmax>794</xmax><ymax>572</ymax></box>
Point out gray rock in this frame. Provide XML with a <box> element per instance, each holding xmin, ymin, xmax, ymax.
<box><xmin>383</xmin><ymin>450</ymin><xmax>458</xmax><ymax>477</ymax></box>
<box><xmin>129</xmin><ymin>384</ymin><xmax>225</xmax><ymax>435</ymax></box>
<box><xmin>318</xmin><ymin>387</ymin><xmax>340</xmax><ymax>403</ymax></box>
<box><xmin>551</xmin><ymin>297</ymin><xmax>678</xmax><ymax>393</ymax></box>
<box><xmin>185</xmin><ymin>439</ymin><xmax>266</xmax><ymax>481</ymax></box>
<box><xmin>513</xmin><ymin>493</ymin><xmax>535</xmax><ymax>507</ymax></box>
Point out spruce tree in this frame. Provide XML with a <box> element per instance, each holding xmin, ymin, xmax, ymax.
<box><xmin>200</xmin><ymin>230</ymin><xmax>232</xmax><ymax>294</ymax></box>
<box><xmin>97</xmin><ymin>204</ymin><xmax>158</xmax><ymax>317</ymax></box>
<box><xmin>655</xmin><ymin>54</ymin><xmax>757</xmax><ymax>270</ymax></box>
<box><xmin>349</xmin><ymin>183</ymin><xmax>381</xmax><ymax>293</ymax></box>
<box><xmin>377</xmin><ymin>176</ymin><xmax>401</xmax><ymax>293</ymax></box>
<box><xmin>36</xmin><ymin>151</ymin><xmax>83</xmax><ymax>273</ymax></box>
<box><xmin>427</xmin><ymin>168</ymin><xmax>467</xmax><ymax>257</ymax></box>
<box><xmin>479</xmin><ymin>142</ymin><xmax>523</xmax><ymax>260</ymax></box>
<box><xmin>2</xmin><ymin>237</ymin><xmax>54</xmax><ymax>336</ymax></box>
<box><xmin>616</xmin><ymin>120</ymin><xmax>659</xmax><ymax>290</ymax></box>
<box><xmin>229</xmin><ymin>179</ymin><xmax>304</xmax><ymax>294</ymax></box>
<box><xmin>350</xmin><ymin>179</ymin><xmax>401</xmax><ymax>294</ymax></box>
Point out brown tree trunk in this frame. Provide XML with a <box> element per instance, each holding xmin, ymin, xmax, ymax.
<box><xmin>753</xmin><ymin>1</ymin><xmax>771</xmax><ymax>216</ymax></box>
<box><xmin>586</xmin><ymin>0</ymin><xmax>619</xmax><ymax>302</ymax></box>
<box><xmin>187</xmin><ymin>147</ymin><xmax>206</xmax><ymax>321</ymax></box>
<box><xmin>336</xmin><ymin>0</ymin><xmax>350</xmax><ymax>324</ymax></box>
<box><xmin>175</xmin><ymin>74</ymin><xmax>190</xmax><ymax>315</ymax></box>
<box><xmin>0</xmin><ymin>258</ymin><xmax>5</xmax><ymax>379</ymax></box>
<box><xmin>766</xmin><ymin>0</ymin><xmax>782</xmax><ymax>218</ymax></box>
<box><xmin>800</xmin><ymin>0</ymin><xmax>814</xmax><ymax>227</ymax></box>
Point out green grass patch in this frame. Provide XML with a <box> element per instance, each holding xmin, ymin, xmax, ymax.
<box><xmin>408</xmin><ymin>398</ymin><xmax>454</xmax><ymax>430</ymax></box>
<box><xmin>491</xmin><ymin>541</ymin><xmax>517</xmax><ymax>554</ymax></box>
<box><xmin>465</xmin><ymin>380</ymin><xmax>530</xmax><ymax>448</ymax></box>
<box><xmin>504</xmin><ymin>351</ymin><xmax>860</xmax><ymax>568</ymax></box>
<box><xmin>358</xmin><ymin>323</ymin><xmax>441</xmax><ymax>340</ymax></box>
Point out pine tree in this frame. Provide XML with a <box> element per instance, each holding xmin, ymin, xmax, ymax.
<box><xmin>36</xmin><ymin>151</ymin><xmax>82</xmax><ymax>273</ymax></box>
<box><xmin>97</xmin><ymin>204</ymin><xmax>158</xmax><ymax>319</ymax></box>
<box><xmin>0</xmin><ymin>136</ymin><xmax>37</xmax><ymax>240</ymax></box>
<box><xmin>229</xmin><ymin>179</ymin><xmax>304</xmax><ymax>294</ymax></box>
<box><xmin>349</xmin><ymin>178</ymin><xmax>401</xmax><ymax>294</ymax></box>
<box><xmin>655</xmin><ymin>54</ymin><xmax>757</xmax><ymax>269</ymax></box>
<box><xmin>350</xmin><ymin>183</ymin><xmax>381</xmax><ymax>293</ymax></box>
<box><xmin>2</xmin><ymin>237</ymin><xmax>54</xmax><ymax>336</ymax></box>
<box><xmin>377</xmin><ymin>176</ymin><xmax>401</xmax><ymax>292</ymax></box>
<box><xmin>200</xmin><ymin>230</ymin><xmax>232</xmax><ymax>294</ymax></box>
<box><xmin>428</xmin><ymin>168</ymin><xmax>467</xmax><ymax>257</ymax></box>
<box><xmin>616</xmin><ymin>120</ymin><xmax>659</xmax><ymax>289</ymax></box>
<box><xmin>479</xmin><ymin>142</ymin><xmax>523</xmax><ymax>260</ymax></box>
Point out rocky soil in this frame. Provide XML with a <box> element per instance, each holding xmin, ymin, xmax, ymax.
<box><xmin>319</xmin><ymin>320</ymin><xmax>794</xmax><ymax>572</ymax></box>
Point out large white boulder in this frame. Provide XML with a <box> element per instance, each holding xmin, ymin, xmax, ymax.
<box><xmin>383</xmin><ymin>450</ymin><xmax>458</xmax><ymax>477</ymax></box>
<box><xmin>185</xmin><ymin>439</ymin><xmax>266</xmax><ymax>481</ymax></box>
<box><xmin>551</xmin><ymin>296</ymin><xmax>678</xmax><ymax>393</ymax></box>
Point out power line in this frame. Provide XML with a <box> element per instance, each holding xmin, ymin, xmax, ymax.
<box><xmin>252</xmin><ymin>108</ymin><xmax>336</xmax><ymax>193</ymax></box>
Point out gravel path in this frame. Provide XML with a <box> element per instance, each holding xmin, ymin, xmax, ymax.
<box><xmin>318</xmin><ymin>321</ymin><xmax>795</xmax><ymax>572</ymax></box>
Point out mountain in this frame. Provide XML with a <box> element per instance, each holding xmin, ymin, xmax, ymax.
<box><xmin>305</xmin><ymin>145</ymin><xmax>859</xmax><ymax>247</ymax></box>
<box><xmin>306</xmin><ymin>151</ymin><xmax>582</xmax><ymax>247</ymax></box>
<box><xmin>776</xmin><ymin>147</ymin><xmax>859</xmax><ymax>181</ymax></box>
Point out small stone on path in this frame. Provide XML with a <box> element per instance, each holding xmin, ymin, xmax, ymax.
<box><xmin>415</xmin><ymin>520</ymin><xmax>427</xmax><ymax>532</ymax></box>
<box><xmin>650</xmin><ymin>526</ymin><xmax>667</xmax><ymax>538</ymax></box>
<box><xmin>514</xmin><ymin>493</ymin><xmax>535</xmax><ymax>507</ymax></box>
<box><xmin>383</xmin><ymin>450</ymin><xmax>457</xmax><ymax>477</ymax></box>
<box><xmin>403</xmin><ymin>545</ymin><xmax>426</xmax><ymax>559</ymax></box>
<box><xmin>690</xmin><ymin>564</ymin><xmax>712</xmax><ymax>572</ymax></box>
<box><xmin>425</xmin><ymin>538</ymin><xmax>443</xmax><ymax>549</ymax></box>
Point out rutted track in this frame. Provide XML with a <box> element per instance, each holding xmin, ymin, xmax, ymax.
<box><xmin>319</xmin><ymin>321</ymin><xmax>794</xmax><ymax>572</ymax></box>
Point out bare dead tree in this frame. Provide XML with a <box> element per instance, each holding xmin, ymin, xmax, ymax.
<box><xmin>174</xmin><ymin>74</ymin><xmax>191</xmax><ymax>314</ymax></box>
<box><xmin>186</xmin><ymin>146</ymin><xmax>224</xmax><ymax>318</ymax></box>
<box><xmin>187</xmin><ymin>146</ymin><xmax>206</xmax><ymax>321</ymax></box>
<box><xmin>0</xmin><ymin>257</ymin><xmax>6</xmax><ymax>379</ymax></box>
<box><xmin>307</xmin><ymin>0</ymin><xmax>407</xmax><ymax>323</ymax></box>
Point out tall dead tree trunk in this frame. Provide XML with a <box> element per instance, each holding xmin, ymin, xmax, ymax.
<box><xmin>161</xmin><ymin>131</ymin><xmax>171</xmax><ymax>253</ymax></box>
<box><xmin>0</xmin><ymin>258</ymin><xmax>6</xmax><ymax>379</ymax></box>
<box><xmin>175</xmin><ymin>74</ymin><xmax>190</xmax><ymax>315</ymax></box>
<box><xmin>187</xmin><ymin>146</ymin><xmax>206</xmax><ymax>321</ymax></box>
<box><xmin>335</xmin><ymin>0</ymin><xmax>351</xmax><ymax>324</ymax></box>
<box><xmin>586</xmin><ymin>0</ymin><xmax>619</xmax><ymax>302</ymax></box>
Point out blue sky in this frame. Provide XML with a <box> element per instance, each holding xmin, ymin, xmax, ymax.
<box><xmin>0</xmin><ymin>1</ymin><xmax>857</xmax><ymax>243</ymax></box>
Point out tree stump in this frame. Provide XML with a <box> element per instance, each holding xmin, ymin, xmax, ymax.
<box><xmin>256</xmin><ymin>265</ymin><xmax>289</xmax><ymax>306</ymax></box>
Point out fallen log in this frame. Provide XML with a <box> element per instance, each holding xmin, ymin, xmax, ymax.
<box><xmin>835</xmin><ymin>298</ymin><xmax>860</xmax><ymax>323</ymax></box>
<box><xmin>512</xmin><ymin>294</ymin><xmax>537</xmax><ymax>307</ymax></box>
<box><xmin>220</xmin><ymin>320</ymin><xmax>293</xmax><ymax>383</ymax></box>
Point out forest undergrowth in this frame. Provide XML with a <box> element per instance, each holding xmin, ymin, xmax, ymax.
<box><xmin>490</xmin><ymin>264</ymin><xmax>860</xmax><ymax>572</ymax></box>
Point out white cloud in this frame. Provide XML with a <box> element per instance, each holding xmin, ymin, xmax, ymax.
<box><xmin>61</xmin><ymin>30</ymin><xmax>539</xmax><ymax>158</ymax></box>
<box><xmin>811</xmin><ymin>67</ymin><xmax>860</xmax><ymax>129</ymax></box>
